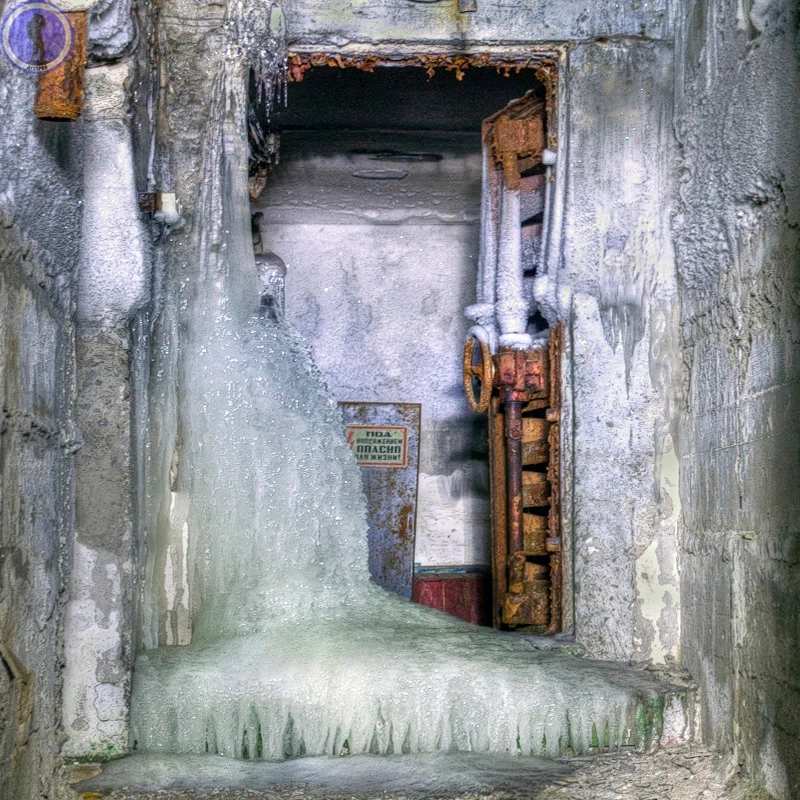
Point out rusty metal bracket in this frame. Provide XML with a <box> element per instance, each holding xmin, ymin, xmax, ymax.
<box><xmin>34</xmin><ymin>11</ymin><xmax>87</xmax><ymax>121</ymax></box>
<box><xmin>286</xmin><ymin>52</ymin><xmax>557</xmax><ymax>84</ymax></box>
<box><xmin>490</xmin><ymin>114</ymin><xmax>545</xmax><ymax>190</ymax></box>
<box><xmin>485</xmin><ymin>329</ymin><xmax>563</xmax><ymax>633</ymax></box>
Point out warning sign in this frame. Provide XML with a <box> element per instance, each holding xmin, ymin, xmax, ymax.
<box><xmin>345</xmin><ymin>425</ymin><xmax>409</xmax><ymax>468</ymax></box>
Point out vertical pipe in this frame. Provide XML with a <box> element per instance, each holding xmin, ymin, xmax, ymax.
<box><xmin>476</xmin><ymin>132</ymin><xmax>498</xmax><ymax>307</ymax></box>
<box><xmin>505</xmin><ymin>398</ymin><xmax>524</xmax><ymax>555</ymax></box>
<box><xmin>495</xmin><ymin>186</ymin><xmax>525</xmax><ymax>338</ymax></box>
<box><xmin>466</xmin><ymin>124</ymin><xmax>500</xmax><ymax>352</ymax></box>
<box><xmin>488</xmin><ymin>396</ymin><xmax>507</xmax><ymax>629</ymax></box>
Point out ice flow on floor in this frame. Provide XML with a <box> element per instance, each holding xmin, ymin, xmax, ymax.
<box><xmin>130</xmin><ymin>313</ymin><xmax>694</xmax><ymax>760</ymax></box>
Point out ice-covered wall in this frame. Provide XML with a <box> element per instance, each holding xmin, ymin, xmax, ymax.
<box><xmin>535</xmin><ymin>40</ymin><xmax>682</xmax><ymax>661</ymax></box>
<box><xmin>672</xmin><ymin>0</ymin><xmax>800</xmax><ymax>794</ymax></box>
<box><xmin>0</xmin><ymin>46</ymin><xmax>81</xmax><ymax>800</ymax></box>
<box><xmin>62</xmin><ymin>60</ymin><xmax>150</xmax><ymax>762</ymax></box>
<box><xmin>255</xmin><ymin>134</ymin><xmax>490</xmax><ymax>568</ymax></box>
<box><xmin>0</xmin><ymin>0</ymin><xmax>144</xmax><ymax>790</ymax></box>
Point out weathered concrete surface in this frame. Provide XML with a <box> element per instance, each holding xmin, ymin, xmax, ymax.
<box><xmin>672</xmin><ymin>0</ymin><xmax>800</xmax><ymax>794</ymax></box>
<box><xmin>68</xmin><ymin>744</ymin><xmax>744</xmax><ymax>800</ymax></box>
<box><xmin>255</xmin><ymin>132</ymin><xmax>490</xmax><ymax>567</ymax></box>
<box><xmin>61</xmin><ymin>330</ymin><xmax>137</xmax><ymax>759</ymax></box>
<box><xmin>0</xmin><ymin>40</ymin><xmax>82</xmax><ymax>800</ymax></box>
<box><xmin>535</xmin><ymin>40</ymin><xmax>682</xmax><ymax>663</ymax></box>
<box><xmin>61</xmin><ymin>61</ymin><xmax>149</xmax><ymax>760</ymax></box>
<box><xmin>0</xmin><ymin>4</ymin><xmax>147</xmax><ymax>793</ymax></box>
<box><xmin>281</xmin><ymin>0</ymin><xmax>676</xmax><ymax>50</ymax></box>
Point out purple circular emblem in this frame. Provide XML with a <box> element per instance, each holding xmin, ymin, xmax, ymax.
<box><xmin>2</xmin><ymin>1</ymin><xmax>73</xmax><ymax>74</ymax></box>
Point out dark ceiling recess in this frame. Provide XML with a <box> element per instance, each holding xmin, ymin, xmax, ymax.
<box><xmin>259</xmin><ymin>66</ymin><xmax>545</xmax><ymax>132</ymax></box>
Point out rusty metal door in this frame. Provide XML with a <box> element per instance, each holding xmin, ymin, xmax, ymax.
<box><xmin>339</xmin><ymin>402</ymin><xmax>421</xmax><ymax>599</ymax></box>
<box><xmin>462</xmin><ymin>91</ymin><xmax>563</xmax><ymax>634</ymax></box>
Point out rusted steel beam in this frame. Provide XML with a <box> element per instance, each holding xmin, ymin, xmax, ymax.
<box><xmin>490</xmin><ymin>114</ymin><xmax>545</xmax><ymax>190</ymax></box>
<box><xmin>521</xmin><ymin>417</ymin><xmax>549</xmax><ymax>465</ymax></box>
<box><xmin>522</xmin><ymin>471</ymin><xmax>549</xmax><ymax>507</ymax></box>
<box><xmin>287</xmin><ymin>52</ymin><xmax>557</xmax><ymax>83</ymax></box>
<box><xmin>34</xmin><ymin>11</ymin><xmax>87</xmax><ymax>121</ymax></box>
<box><xmin>545</xmin><ymin>324</ymin><xmax>563</xmax><ymax>634</ymax></box>
<box><xmin>505</xmin><ymin>399</ymin><xmax>524</xmax><ymax>556</ymax></box>
<box><xmin>495</xmin><ymin>347</ymin><xmax>549</xmax><ymax>398</ymax></box>
<box><xmin>523</xmin><ymin>512</ymin><xmax>547</xmax><ymax>554</ymax></box>
<box><xmin>488</xmin><ymin>396</ymin><xmax>507</xmax><ymax>629</ymax></box>
<box><xmin>546</xmin><ymin>550</ymin><xmax>562</xmax><ymax>635</ymax></box>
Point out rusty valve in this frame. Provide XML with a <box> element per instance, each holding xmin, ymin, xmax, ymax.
<box><xmin>462</xmin><ymin>334</ymin><xmax>494</xmax><ymax>414</ymax></box>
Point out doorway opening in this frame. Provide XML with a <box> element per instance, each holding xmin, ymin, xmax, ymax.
<box><xmin>249</xmin><ymin>57</ymin><xmax>560</xmax><ymax>633</ymax></box>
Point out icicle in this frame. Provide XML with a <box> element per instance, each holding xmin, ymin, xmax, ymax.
<box><xmin>131</xmin><ymin>1</ymin><xmax>675</xmax><ymax>762</ymax></box>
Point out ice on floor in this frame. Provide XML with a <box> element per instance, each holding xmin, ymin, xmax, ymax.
<box><xmin>131</xmin><ymin>1</ymin><xmax>690</xmax><ymax>759</ymax></box>
<box><xmin>131</xmin><ymin>317</ymin><xmax>689</xmax><ymax>760</ymax></box>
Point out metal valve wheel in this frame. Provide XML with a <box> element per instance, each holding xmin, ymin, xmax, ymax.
<box><xmin>462</xmin><ymin>333</ymin><xmax>494</xmax><ymax>414</ymax></box>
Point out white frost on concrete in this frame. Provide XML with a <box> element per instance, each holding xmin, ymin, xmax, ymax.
<box><xmin>635</xmin><ymin>434</ymin><xmax>681</xmax><ymax>664</ymax></box>
<box><xmin>537</xmin><ymin>41</ymin><xmax>682</xmax><ymax>664</ymax></box>
<box><xmin>131</xmin><ymin>23</ymin><xmax>691</xmax><ymax>757</ymax></box>
<box><xmin>414</xmin><ymin>470</ymin><xmax>491</xmax><ymax>567</ymax></box>
<box><xmin>77</xmin><ymin>63</ymin><xmax>150</xmax><ymax>327</ymax></box>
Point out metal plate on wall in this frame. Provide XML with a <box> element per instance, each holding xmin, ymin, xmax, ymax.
<box><xmin>340</xmin><ymin>402</ymin><xmax>421</xmax><ymax>599</ymax></box>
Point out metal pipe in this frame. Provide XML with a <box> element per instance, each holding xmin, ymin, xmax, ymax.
<box><xmin>505</xmin><ymin>397</ymin><xmax>524</xmax><ymax>555</ymax></box>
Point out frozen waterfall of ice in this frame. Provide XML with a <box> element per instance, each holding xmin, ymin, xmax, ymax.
<box><xmin>130</xmin><ymin>1</ymin><xmax>674</xmax><ymax>762</ymax></box>
<box><xmin>131</xmin><ymin>310</ymin><xmax>669</xmax><ymax>760</ymax></box>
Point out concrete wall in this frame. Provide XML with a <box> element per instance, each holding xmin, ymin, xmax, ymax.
<box><xmin>256</xmin><ymin>133</ymin><xmax>491</xmax><ymax>567</ymax></box>
<box><xmin>0</xmin><ymin>0</ymin><xmax>145</xmax><ymax>792</ymax></box>
<box><xmin>673</xmin><ymin>0</ymin><xmax>800</xmax><ymax>794</ymax></box>
<box><xmin>281</xmin><ymin>0</ymin><xmax>676</xmax><ymax>49</ymax></box>
<box><xmin>61</xmin><ymin>62</ymin><xmax>150</xmax><ymax>762</ymax></box>
<box><xmin>536</xmin><ymin>40</ymin><xmax>682</xmax><ymax>662</ymax></box>
<box><xmin>0</xmin><ymin>53</ymin><xmax>81</xmax><ymax>800</ymax></box>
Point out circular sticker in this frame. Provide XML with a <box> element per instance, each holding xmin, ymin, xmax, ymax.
<box><xmin>2</xmin><ymin>1</ymin><xmax>73</xmax><ymax>74</ymax></box>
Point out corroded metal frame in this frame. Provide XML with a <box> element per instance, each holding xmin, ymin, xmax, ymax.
<box><xmin>272</xmin><ymin>47</ymin><xmax>567</xmax><ymax>632</ymax></box>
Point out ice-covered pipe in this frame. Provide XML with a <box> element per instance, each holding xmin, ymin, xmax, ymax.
<box><xmin>76</xmin><ymin>62</ymin><xmax>150</xmax><ymax>326</ymax></box>
<box><xmin>466</xmin><ymin>142</ymin><xmax>499</xmax><ymax>349</ymax></box>
<box><xmin>476</xmin><ymin>144</ymin><xmax>497</xmax><ymax>307</ymax></box>
<box><xmin>496</xmin><ymin>186</ymin><xmax>532</xmax><ymax>349</ymax></box>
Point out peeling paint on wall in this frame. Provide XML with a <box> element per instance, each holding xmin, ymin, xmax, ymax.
<box><xmin>635</xmin><ymin>433</ymin><xmax>681</xmax><ymax>664</ymax></box>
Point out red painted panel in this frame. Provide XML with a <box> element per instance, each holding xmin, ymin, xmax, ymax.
<box><xmin>412</xmin><ymin>573</ymin><xmax>491</xmax><ymax>627</ymax></box>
